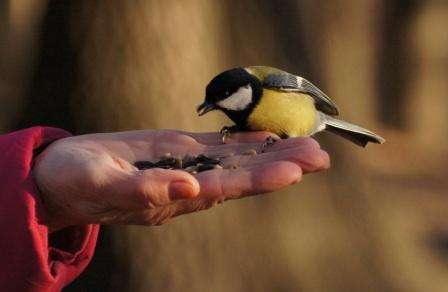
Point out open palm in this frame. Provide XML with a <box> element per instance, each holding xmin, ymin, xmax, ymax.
<box><xmin>34</xmin><ymin>130</ymin><xmax>329</xmax><ymax>231</ymax></box>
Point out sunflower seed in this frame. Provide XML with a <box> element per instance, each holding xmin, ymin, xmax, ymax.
<box><xmin>173</xmin><ymin>157</ymin><xmax>183</xmax><ymax>169</ymax></box>
<box><xmin>196</xmin><ymin>154</ymin><xmax>220</xmax><ymax>165</ymax></box>
<box><xmin>224</xmin><ymin>164</ymin><xmax>238</xmax><ymax>170</ymax></box>
<box><xmin>134</xmin><ymin>160</ymin><xmax>155</xmax><ymax>170</ymax></box>
<box><xmin>184</xmin><ymin>166</ymin><xmax>198</xmax><ymax>173</ymax></box>
<box><xmin>155</xmin><ymin>157</ymin><xmax>177</xmax><ymax>167</ymax></box>
<box><xmin>182</xmin><ymin>154</ymin><xmax>197</xmax><ymax>168</ymax></box>
<box><xmin>242</xmin><ymin>149</ymin><xmax>257</xmax><ymax>156</ymax></box>
<box><xmin>197</xmin><ymin>163</ymin><xmax>216</xmax><ymax>172</ymax></box>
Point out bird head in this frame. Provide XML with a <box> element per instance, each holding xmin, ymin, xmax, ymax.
<box><xmin>197</xmin><ymin>68</ymin><xmax>262</xmax><ymax>118</ymax></box>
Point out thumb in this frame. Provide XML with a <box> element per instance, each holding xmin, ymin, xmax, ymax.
<box><xmin>105</xmin><ymin>168</ymin><xmax>200</xmax><ymax>210</ymax></box>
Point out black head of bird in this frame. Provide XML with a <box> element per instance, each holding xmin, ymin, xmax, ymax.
<box><xmin>197</xmin><ymin>67</ymin><xmax>264</xmax><ymax>126</ymax></box>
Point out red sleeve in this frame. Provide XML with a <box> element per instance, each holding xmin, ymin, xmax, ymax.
<box><xmin>0</xmin><ymin>127</ymin><xmax>100</xmax><ymax>292</ymax></box>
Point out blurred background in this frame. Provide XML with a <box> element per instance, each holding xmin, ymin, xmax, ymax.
<box><xmin>2</xmin><ymin>0</ymin><xmax>448</xmax><ymax>291</ymax></box>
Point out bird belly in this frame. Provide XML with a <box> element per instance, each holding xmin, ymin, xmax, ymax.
<box><xmin>247</xmin><ymin>89</ymin><xmax>318</xmax><ymax>137</ymax></box>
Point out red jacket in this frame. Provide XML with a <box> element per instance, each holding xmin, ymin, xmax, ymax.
<box><xmin>0</xmin><ymin>127</ymin><xmax>99</xmax><ymax>291</ymax></box>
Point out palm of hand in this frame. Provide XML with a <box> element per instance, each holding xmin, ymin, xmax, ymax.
<box><xmin>34</xmin><ymin>130</ymin><xmax>329</xmax><ymax>231</ymax></box>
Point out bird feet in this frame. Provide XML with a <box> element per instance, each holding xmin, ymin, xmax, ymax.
<box><xmin>260</xmin><ymin>136</ymin><xmax>278</xmax><ymax>153</ymax></box>
<box><xmin>220</xmin><ymin>125</ymin><xmax>240</xmax><ymax>144</ymax></box>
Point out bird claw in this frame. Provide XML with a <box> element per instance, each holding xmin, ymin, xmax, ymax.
<box><xmin>260</xmin><ymin>136</ymin><xmax>278</xmax><ymax>153</ymax></box>
<box><xmin>220</xmin><ymin>126</ymin><xmax>233</xmax><ymax>144</ymax></box>
<box><xmin>219</xmin><ymin>126</ymin><xmax>238</xmax><ymax>144</ymax></box>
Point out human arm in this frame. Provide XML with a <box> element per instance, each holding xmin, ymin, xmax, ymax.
<box><xmin>0</xmin><ymin>127</ymin><xmax>329</xmax><ymax>291</ymax></box>
<box><xmin>0</xmin><ymin>127</ymin><xmax>99</xmax><ymax>292</ymax></box>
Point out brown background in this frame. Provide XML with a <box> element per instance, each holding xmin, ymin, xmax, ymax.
<box><xmin>2</xmin><ymin>1</ymin><xmax>448</xmax><ymax>291</ymax></box>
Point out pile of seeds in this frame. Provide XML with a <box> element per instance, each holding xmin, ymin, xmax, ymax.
<box><xmin>134</xmin><ymin>149</ymin><xmax>258</xmax><ymax>174</ymax></box>
<box><xmin>134</xmin><ymin>153</ymin><xmax>224</xmax><ymax>174</ymax></box>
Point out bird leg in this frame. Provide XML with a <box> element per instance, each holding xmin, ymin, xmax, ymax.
<box><xmin>220</xmin><ymin>125</ymin><xmax>240</xmax><ymax>143</ymax></box>
<box><xmin>260</xmin><ymin>136</ymin><xmax>279</xmax><ymax>153</ymax></box>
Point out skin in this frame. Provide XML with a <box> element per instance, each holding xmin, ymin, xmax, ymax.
<box><xmin>33</xmin><ymin>130</ymin><xmax>330</xmax><ymax>232</ymax></box>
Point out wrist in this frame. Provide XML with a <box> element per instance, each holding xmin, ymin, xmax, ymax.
<box><xmin>40</xmin><ymin>193</ymin><xmax>71</xmax><ymax>233</ymax></box>
<box><xmin>34</xmin><ymin>151</ymin><xmax>77</xmax><ymax>233</ymax></box>
<box><xmin>34</xmin><ymin>175</ymin><xmax>71</xmax><ymax>233</ymax></box>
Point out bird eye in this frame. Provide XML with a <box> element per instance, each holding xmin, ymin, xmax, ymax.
<box><xmin>225</xmin><ymin>91</ymin><xmax>229</xmax><ymax>96</ymax></box>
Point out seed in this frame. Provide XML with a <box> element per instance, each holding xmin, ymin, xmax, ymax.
<box><xmin>266</xmin><ymin>136</ymin><xmax>277</xmax><ymax>145</ymax></box>
<box><xmin>155</xmin><ymin>157</ymin><xmax>177</xmax><ymax>167</ymax></box>
<box><xmin>197</xmin><ymin>163</ymin><xmax>216</xmax><ymax>172</ymax></box>
<box><xmin>184</xmin><ymin>166</ymin><xmax>198</xmax><ymax>173</ymax></box>
<box><xmin>213</xmin><ymin>164</ymin><xmax>223</xmax><ymax>169</ymax></box>
<box><xmin>196</xmin><ymin>154</ymin><xmax>220</xmax><ymax>165</ymax></box>
<box><xmin>173</xmin><ymin>157</ymin><xmax>183</xmax><ymax>169</ymax></box>
<box><xmin>224</xmin><ymin>164</ymin><xmax>238</xmax><ymax>170</ymax></box>
<box><xmin>243</xmin><ymin>149</ymin><xmax>257</xmax><ymax>156</ymax></box>
<box><xmin>162</xmin><ymin>152</ymin><xmax>172</xmax><ymax>158</ymax></box>
<box><xmin>158</xmin><ymin>165</ymin><xmax>172</xmax><ymax>169</ymax></box>
<box><xmin>261</xmin><ymin>136</ymin><xmax>278</xmax><ymax>153</ymax></box>
<box><xmin>182</xmin><ymin>154</ymin><xmax>197</xmax><ymax>168</ymax></box>
<box><xmin>134</xmin><ymin>160</ymin><xmax>155</xmax><ymax>170</ymax></box>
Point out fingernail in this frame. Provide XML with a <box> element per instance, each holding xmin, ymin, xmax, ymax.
<box><xmin>169</xmin><ymin>181</ymin><xmax>196</xmax><ymax>200</ymax></box>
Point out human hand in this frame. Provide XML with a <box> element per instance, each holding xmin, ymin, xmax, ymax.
<box><xmin>34</xmin><ymin>130</ymin><xmax>329</xmax><ymax>232</ymax></box>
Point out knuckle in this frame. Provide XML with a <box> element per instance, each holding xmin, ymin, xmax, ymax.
<box><xmin>319</xmin><ymin>150</ymin><xmax>331</xmax><ymax>170</ymax></box>
<box><xmin>300</xmin><ymin>148</ymin><xmax>330</xmax><ymax>171</ymax></box>
<box><xmin>304</xmin><ymin>137</ymin><xmax>320</xmax><ymax>149</ymax></box>
<box><xmin>192</xmin><ymin>197</ymin><xmax>220</xmax><ymax>212</ymax></box>
<box><xmin>146</xmin><ymin>207</ymin><xmax>175</xmax><ymax>226</ymax></box>
<box><xmin>134</xmin><ymin>178</ymin><xmax>157</xmax><ymax>208</ymax></box>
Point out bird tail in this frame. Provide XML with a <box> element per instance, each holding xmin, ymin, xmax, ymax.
<box><xmin>321</xmin><ymin>114</ymin><xmax>385</xmax><ymax>147</ymax></box>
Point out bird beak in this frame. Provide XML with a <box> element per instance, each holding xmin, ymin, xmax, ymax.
<box><xmin>196</xmin><ymin>102</ymin><xmax>216</xmax><ymax>116</ymax></box>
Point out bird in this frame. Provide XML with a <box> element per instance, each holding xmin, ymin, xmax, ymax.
<box><xmin>196</xmin><ymin>66</ymin><xmax>385</xmax><ymax>147</ymax></box>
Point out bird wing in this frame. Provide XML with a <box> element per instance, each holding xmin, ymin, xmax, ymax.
<box><xmin>246</xmin><ymin>66</ymin><xmax>339</xmax><ymax>116</ymax></box>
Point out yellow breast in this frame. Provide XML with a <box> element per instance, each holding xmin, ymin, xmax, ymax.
<box><xmin>247</xmin><ymin>89</ymin><xmax>318</xmax><ymax>137</ymax></box>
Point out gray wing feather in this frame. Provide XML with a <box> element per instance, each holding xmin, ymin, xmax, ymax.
<box><xmin>264</xmin><ymin>73</ymin><xmax>299</xmax><ymax>89</ymax></box>
<box><xmin>263</xmin><ymin>73</ymin><xmax>340</xmax><ymax>116</ymax></box>
<box><xmin>300</xmin><ymin>79</ymin><xmax>339</xmax><ymax>116</ymax></box>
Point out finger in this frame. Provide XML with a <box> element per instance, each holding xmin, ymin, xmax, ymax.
<box><xmin>189</xmin><ymin>131</ymin><xmax>279</xmax><ymax>146</ymax></box>
<box><xmin>100</xmin><ymin>160</ymin><xmax>305</xmax><ymax>226</ymax></box>
<box><xmin>97</xmin><ymin>204</ymin><xmax>179</xmax><ymax>226</ymax></box>
<box><xmin>195</xmin><ymin>161</ymin><xmax>302</xmax><ymax>200</ymax></box>
<box><xmin>224</xmin><ymin>131</ymin><xmax>280</xmax><ymax>144</ymax></box>
<box><xmin>188</xmin><ymin>132</ymin><xmax>225</xmax><ymax>146</ymax></box>
<box><xmin>103</xmin><ymin>168</ymin><xmax>200</xmax><ymax>210</ymax></box>
<box><xmin>149</xmin><ymin>133</ymin><xmax>205</xmax><ymax>158</ymax></box>
<box><xmin>138</xmin><ymin>161</ymin><xmax>302</xmax><ymax>224</ymax></box>
<box><xmin>220</xmin><ymin>145</ymin><xmax>330</xmax><ymax>173</ymax></box>
<box><xmin>100</xmin><ymin>160</ymin><xmax>301</xmax><ymax>225</ymax></box>
<box><xmin>108</xmin><ymin>195</ymin><xmax>225</xmax><ymax>225</ymax></box>
<box><xmin>204</xmin><ymin>137</ymin><xmax>320</xmax><ymax>158</ymax></box>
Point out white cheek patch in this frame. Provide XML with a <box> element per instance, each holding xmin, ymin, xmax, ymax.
<box><xmin>217</xmin><ymin>85</ymin><xmax>253</xmax><ymax>111</ymax></box>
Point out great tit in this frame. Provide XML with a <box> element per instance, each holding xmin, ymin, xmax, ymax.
<box><xmin>197</xmin><ymin>66</ymin><xmax>385</xmax><ymax>147</ymax></box>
